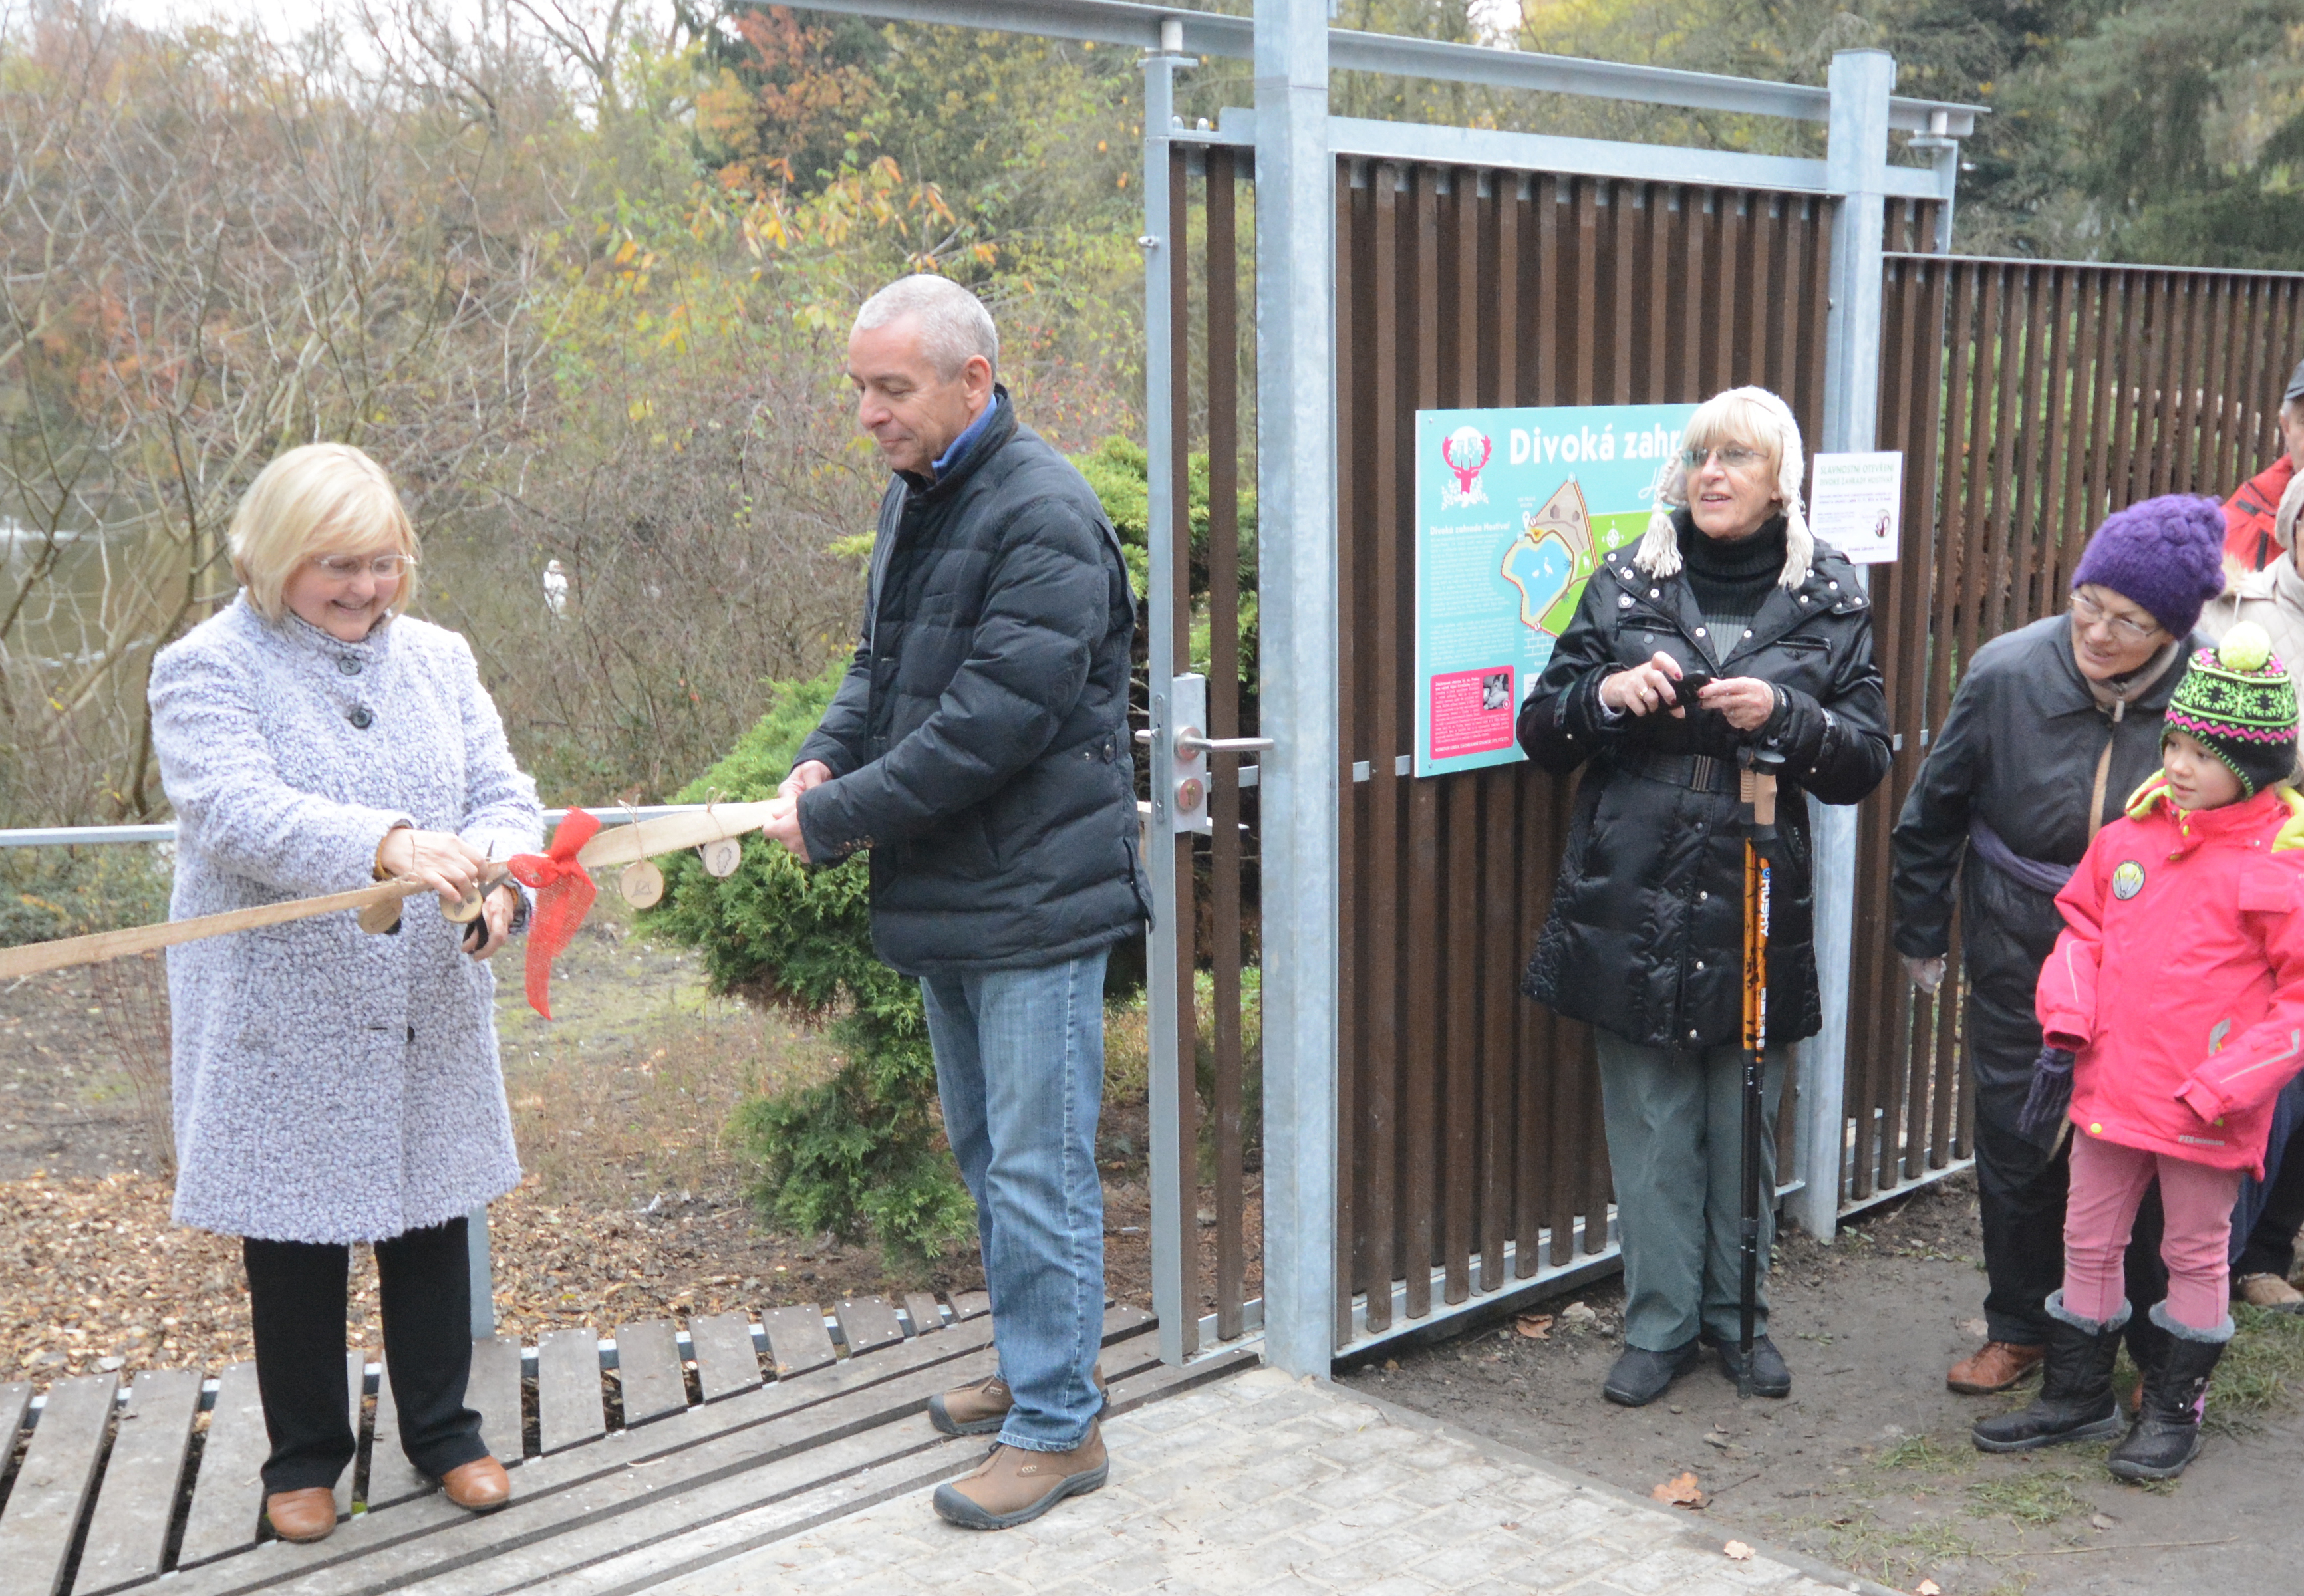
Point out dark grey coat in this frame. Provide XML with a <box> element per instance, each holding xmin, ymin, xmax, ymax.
<box><xmin>795</xmin><ymin>389</ymin><xmax>1149</xmax><ymax>974</ymax></box>
<box><xmin>1890</xmin><ymin>613</ymin><xmax>2191</xmax><ymax>1123</ymax></box>
<box><xmin>1518</xmin><ymin>538</ymin><xmax>1892</xmax><ymax>1050</ymax></box>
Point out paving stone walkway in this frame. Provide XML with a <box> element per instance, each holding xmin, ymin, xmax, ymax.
<box><xmin>644</xmin><ymin>1365</ymin><xmax>1897</xmax><ymax>1596</ymax></box>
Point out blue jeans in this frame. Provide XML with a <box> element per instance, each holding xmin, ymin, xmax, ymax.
<box><xmin>919</xmin><ymin>949</ymin><xmax>1108</xmax><ymax>1452</ymax></box>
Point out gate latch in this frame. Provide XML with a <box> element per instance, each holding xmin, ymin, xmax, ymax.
<box><xmin>1137</xmin><ymin>673</ymin><xmax>1274</xmax><ymax>835</ymax></box>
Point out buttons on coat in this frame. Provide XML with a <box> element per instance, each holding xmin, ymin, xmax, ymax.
<box><xmin>1694</xmin><ymin>627</ymin><xmax>1707</xmax><ymax>637</ymax></box>
<box><xmin>348</xmin><ymin>707</ymin><xmax>374</xmax><ymax>730</ymax></box>
<box><xmin>336</xmin><ymin>656</ymin><xmax>362</xmax><ymax>676</ymax></box>
<box><xmin>1698</xmin><ymin>890</ymin><xmax>1709</xmax><ymax>901</ymax></box>
<box><xmin>1694</xmin><ymin>960</ymin><xmax>1706</xmax><ymax>971</ymax></box>
<box><xmin>1743</xmin><ymin>629</ymin><xmax>1755</xmax><ymax>639</ymax></box>
<box><xmin>1618</xmin><ymin>595</ymin><xmax>1634</xmax><ymax>608</ymax></box>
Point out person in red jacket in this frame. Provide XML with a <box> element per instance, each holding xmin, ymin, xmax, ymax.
<box><xmin>1973</xmin><ymin>622</ymin><xmax>2304</xmax><ymax>1480</ymax></box>
<box><xmin>2223</xmin><ymin>359</ymin><xmax>2304</xmax><ymax>573</ymax></box>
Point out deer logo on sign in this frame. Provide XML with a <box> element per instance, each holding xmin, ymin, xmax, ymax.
<box><xmin>1441</xmin><ymin>426</ymin><xmax>1491</xmax><ymax>507</ymax></box>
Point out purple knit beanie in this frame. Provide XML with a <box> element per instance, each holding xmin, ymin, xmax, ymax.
<box><xmin>2069</xmin><ymin>495</ymin><xmax>2228</xmax><ymax>639</ymax></box>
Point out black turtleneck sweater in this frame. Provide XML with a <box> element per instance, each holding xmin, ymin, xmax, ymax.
<box><xmin>1677</xmin><ymin>509</ymin><xmax>1787</xmax><ymax>655</ymax></box>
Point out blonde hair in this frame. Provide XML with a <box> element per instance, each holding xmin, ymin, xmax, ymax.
<box><xmin>228</xmin><ymin>443</ymin><xmax>419</xmax><ymax>623</ymax></box>
<box><xmin>1632</xmin><ymin>386</ymin><xmax>1812</xmax><ymax>589</ymax></box>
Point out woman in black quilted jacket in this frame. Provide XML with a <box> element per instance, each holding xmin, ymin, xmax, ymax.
<box><xmin>1518</xmin><ymin>386</ymin><xmax>1891</xmax><ymax>1408</ymax></box>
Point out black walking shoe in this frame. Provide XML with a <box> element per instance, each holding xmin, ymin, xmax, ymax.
<box><xmin>1602</xmin><ymin>1339</ymin><xmax>1701</xmax><ymax>1407</ymax></box>
<box><xmin>1703</xmin><ymin>1333</ymin><xmax>1792</xmax><ymax>1397</ymax></box>
<box><xmin>1973</xmin><ymin>1293</ymin><xmax>2125</xmax><ymax>1454</ymax></box>
<box><xmin>2107</xmin><ymin>1313</ymin><xmax>2228</xmax><ymax>1483</ymax></box>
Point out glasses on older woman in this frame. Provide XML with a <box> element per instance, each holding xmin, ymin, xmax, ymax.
<box><xmin>2070</xmin><ymin>589</ymin><xmax>2162</xmax><ymax>644</ymax></box>
<box><xmin>309</xmin><ymin>553</ymin><xmax>415</xmax><ymax>581</ymax></box>
<box><xmin>1681</xmin><ymin>444</ymin><xmax>1765</xmax><ymax>472</ymax></box>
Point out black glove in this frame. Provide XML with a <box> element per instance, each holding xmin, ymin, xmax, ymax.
<box><xmin>2017</xmin><ymin>1046</ymin><xmax>2077</xmax><ymax>1139</ymax></box>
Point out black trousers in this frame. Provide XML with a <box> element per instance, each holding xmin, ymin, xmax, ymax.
<box><xmin>243</xmin><ymin>1216</ymin><xmax>487</xmax><ymax>1494</ymax></box>
<box><xmin>2235</xmin><ymin>1124</ymin><xmax>2304</xmax><ymax>1281</ymax></box>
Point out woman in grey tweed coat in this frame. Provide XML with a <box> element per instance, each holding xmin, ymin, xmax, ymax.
<box><xmin>149</xmin><ymin>442</ymin><xmax>540</xmax><ymax>1541</ymax></box>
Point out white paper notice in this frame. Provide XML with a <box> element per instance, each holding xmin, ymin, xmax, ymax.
<box><xmin>1808</xmin><ymin>451</ymin><xmax>1904</xmax><ymax>565</ymax></box>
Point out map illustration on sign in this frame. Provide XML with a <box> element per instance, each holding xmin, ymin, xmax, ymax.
<box><xmin>1414</xmin><ymin>402</ymin><xmax>1700</xmax><ymax>777</ymax></box>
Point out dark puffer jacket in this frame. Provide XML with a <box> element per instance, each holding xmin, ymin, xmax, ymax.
<box><xmin>1890</xmin><ymin>613</ymin><xmax>2191</xmax><ymax>1130</ymax></box>
<box><xmin>1518</xmin><ymin>525</ymin><xmax>1892</xmax><ymax>1049</ymax></box>
<box><xmin>794</xmin><ymin>388</ymin><xmax>1149</xmax><ymax>975</ymax></box>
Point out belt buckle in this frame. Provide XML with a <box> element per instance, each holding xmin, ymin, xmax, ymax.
<box><xmin>1689</xmin><ymin>754</ymin><xmax>1718</xmax><ymax>792</ymax></box>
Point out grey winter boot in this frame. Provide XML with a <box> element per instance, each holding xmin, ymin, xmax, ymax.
<box><xmin>1972</xmin><ymin>1292</ymin><xmax>2127</xmax><ymax>1453</ymax></box>
<box><xmin>2106</xmin><ymin>1303</ymin><xmax>2230</xmax><ymax>1483</ymax></box>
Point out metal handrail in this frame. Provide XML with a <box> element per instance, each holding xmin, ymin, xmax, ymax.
<box><xmin>0</xmin><ymin>805</ymin><xmax>717</xmax><ymax>849</ymax></box>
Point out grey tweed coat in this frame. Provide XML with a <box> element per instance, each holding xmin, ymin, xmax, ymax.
<box><xmin>150</xmin><ymin>596</ymin><xmax>541</xmax><ymax>1244</ymax></box>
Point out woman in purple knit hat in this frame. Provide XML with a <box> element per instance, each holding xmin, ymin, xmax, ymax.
<box><xmin>1891</xmin><ymin>495</ymin><xmax>2227</xmax><ymax>1399</ymax></box>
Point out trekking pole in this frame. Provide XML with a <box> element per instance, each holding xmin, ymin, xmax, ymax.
<box><xmin>1737</xmin><ymin>742</ymin><xmax>1784</xmax><ymax>1399</ymax></box>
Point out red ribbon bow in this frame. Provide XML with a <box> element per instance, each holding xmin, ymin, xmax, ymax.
<box><xmin>506</xmin><ymin>808</ymin><xmax>600</xmax><ymax>1018</ymax></box>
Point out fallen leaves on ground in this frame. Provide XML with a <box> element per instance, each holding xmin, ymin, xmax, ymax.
<box><xmin>1652</xmin><ymin>1470</ymin><xmax>1706</xmax><ymax>1509</ymax></box>
<box><xmin>1513</xmin><ymin>1312</ymin><xmax>1553</xmax><ymax>1339</ymax></box>
<box><xmin>0</xmin><ymin>1168</ymin><xmax>970</xmax><ymax>1388</ymax></box>
<box><xmin>1914</xmin><ymin>1580</ymin><xmax>1943</xmax><ymax>1595</ymax></box>
<box><xmin>1723</xmin><ymin>1540</ymin><xmax>1754</xmax><ymax>1560</ymax></box>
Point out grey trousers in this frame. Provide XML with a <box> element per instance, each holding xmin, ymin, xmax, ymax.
<box><xmin>1594</xmin><ymin>1030</ymin><xmax>1789</xmax><ymax>1352</ymax></box>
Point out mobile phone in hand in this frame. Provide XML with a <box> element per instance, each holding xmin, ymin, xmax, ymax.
<box><xmin>1672</xmin><ymin>670</ymin><xmax>1715</xmax><ymax>712</ymax></box>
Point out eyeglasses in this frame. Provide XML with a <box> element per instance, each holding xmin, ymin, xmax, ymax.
<box><xmin>309</xmin><ymin>553</ymin><xmax>415</xmax><ymax>581</ymax></box>
<box><xmin>2070</xmin><ymin>589</ymin><xmax>2161</xmax><ymax>644</ymax></box>
<box><xmin>1681</xmin><ymin>444</ymin><xmax>1766</xmax><ymax>473</ymax></box>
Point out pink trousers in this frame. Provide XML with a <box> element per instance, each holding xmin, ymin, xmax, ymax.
<box><xmin>2064</xmin><ymin>1134</ymin><xmax>2243</xmax><ymax>1331</ymax></box>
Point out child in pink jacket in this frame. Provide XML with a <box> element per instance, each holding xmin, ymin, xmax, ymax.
<box><xmin>1973</xmin><ymin>623</ymin><xmax>2304</xmax><ymax>1481</ymax></box>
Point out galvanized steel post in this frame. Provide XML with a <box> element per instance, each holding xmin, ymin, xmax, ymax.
<box><xmin>1793</xmin><ymin>47</ymin><xmax>1896</xmax><ymax>1244</ymax></box>
<box><xmin>1252</xmin><ymin>0</ymin><xmax>1339</xmax><ymax>1377</ymax></box>
<box><xmin>1140</xmin><ymin>32</ymin><xmax>1191</xmax><ymax>1367</ymax></box>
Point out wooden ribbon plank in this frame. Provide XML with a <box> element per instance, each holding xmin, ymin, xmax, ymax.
<box><xmin>901</xmin><ymin>1292</ymin><xmax>945</xmax><ymax>1337</ymax></box>
<box><xmin>758</xmin><ymin>1306</ymin><xmax>835</xmax><ymax>1379</ymax></box>
<box><xmin>574</xmin><ymin>803</ymin><xmax>774</xmax><ymax>869</ymax></box>
<box><xmin>366</xmin><ymin>1363</ymin><xmax>432</xmax><ymax>1512</ymax></box>
<box><xmin>609</xmin><ymin>1320</ymin><xmax>686</xmax><ymax>1428</ymax></box>
<box><xmin>832</xmin><ymin>1297</ymin><xmax>905</xmax><ymax>1357</ymax></box>
<box><xmin>0</xmin><ymin>1373</ymin><xmax>119</xmax><ymax>1596</ymax></box>
<box><xmin>949</xmin><ymin>1290</ymin><xmax>991</xmax><ymax>1322</ymax></box>
<box><xmin>684</xmin><ymin>1313</ymin><xmax>760</xmax><ymax>1404</ymax></box>
<box><xmin>0</xmin><ymin>880</ymin><xmax>428</xmax><ymax>980</ymax></box>
<box><xmin>0</xmin><ymin>1383</ymin><xmax>27</xmax><ymax>1450</ymax></box>
<box><xmin>535</xmin><ymin>1330</ymin><xmax>605</xmax><ymax>1455</ymax></box>
<box><xmin>71</xmin><ymin>1368</ymin><xmax>202</xmax><ymax>1596</ymax></box>
<box><xmin>466</xmin><ymin>1338</ymin><xmax>524</xmax><ymax>1465</ymax></box>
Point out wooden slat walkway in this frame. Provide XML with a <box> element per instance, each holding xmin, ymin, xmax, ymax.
<box><xmin>0</xmin><ymin>1295</ymin><xmax>1239</xmax><ymax>1596</ymax></box>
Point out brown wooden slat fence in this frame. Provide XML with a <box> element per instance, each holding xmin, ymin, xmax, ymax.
<box><xmin>1332</xmin><ymin>162</ymin><xmax>1933</xmax><ymax>1342</ymax></box>
<box><xmin>1844</xmin><ymin>255</ymin><xmax>2304</xmax><ymax>1206</ymax></box>
<box><xmin>1160</xmin><ymin>145</ymin><xmax>1261</xmax><ymax>1357</ymax></box>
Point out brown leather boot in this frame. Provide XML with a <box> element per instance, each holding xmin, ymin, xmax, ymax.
<box><xmin>264</xmin><ymin>1487</ymin><xmax>337</xmax><ymax>1543</ymax></box>
<box><xmin>2235</xmin><ymin>1272</ymin><xmax>2304</xmax><ymax>1313</ymax></box>
<box><xmin>932</xmin><ymin>1422</ymin><xmax>1107</xmax><ymax>1530</ymax></box>
<box><xmin>437</xmin><ymin>1456</ymin><xmax>511</xmax><ymax>1512</ymax></box>
<box><xmin>1947</xmin><ymin>1339</ymin><xmax>2045</xmax><ymax>1394</ymax></box>
<box><xmin>927</xmin><ymin>1364</ymin><xmax>1108</xmax><ymax>1437</ymax></box>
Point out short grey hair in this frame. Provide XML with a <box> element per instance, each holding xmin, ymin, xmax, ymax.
<box><xmin>853</xmin><ymin>275</ymin><xmax>999</xmax><ymax>379</ymax></box>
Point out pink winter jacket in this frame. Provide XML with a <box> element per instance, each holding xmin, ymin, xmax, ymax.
<box><xmin>2036</xmin><ymin>776</ymin><xmax>2304</xmax><ymax>1176</ymax></box>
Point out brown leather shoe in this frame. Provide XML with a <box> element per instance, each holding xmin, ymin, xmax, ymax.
<box><xmin>2235</xmin><ymin>1272</ymin><xmax>2304</xmax><ymax>1313</ymax></box>
<box><xmin>1947</xmin><ymin>1339</ymin><xmax>2045</xmax><ymax>1394</ymax></box>
<box><xmin>264</xmin><ymin>1487</ymin><xmax>337</xmax><ymax>1543</ymax></box>
<box><xmin>927</xmin><ymin>1363</ymin><xmax>1109</xmax><ymax>1438</ymax></box>
<box><xmin>437</xmin><ymin>1456</ymin><xmax>511</xmax><ymax>1512</ymax></box>
<box><xmin>932</xmin><ymin>1422</ymin><xmax>1108</xmax><ymax>1530</ymax></box>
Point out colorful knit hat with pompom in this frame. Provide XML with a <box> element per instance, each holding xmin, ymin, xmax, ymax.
<box><xmin>2164</xmin><ymin>622</ymin><xmax>2299</xmax><ymax>797</ymax></box>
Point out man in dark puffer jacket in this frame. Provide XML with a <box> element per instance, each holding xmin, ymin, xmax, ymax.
<box><xmin>762</xmin><ymin>276</ymin><xmax>1145</xmax><ymax>1531</ymax></box>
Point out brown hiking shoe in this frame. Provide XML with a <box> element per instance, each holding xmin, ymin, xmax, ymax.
<box><xmin>932</xmin><ymin>1422</ymin><xmax>1108</xmax><ymax>1530</ymax></box>
<box><xmin>1947</xmin><ymin>1339</ymin><xmax>2045</xmax><ymax>1394</ymax></box>
<box><xmin>2235</xmin><ymin>1272</ymin><xmax>2304</xmax><ymax>1313</ymax></box>
<box><xmin>927</xmin><ymin>1364</ymin><xmax>1109</xmax><ymax>1437</ymax></box>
